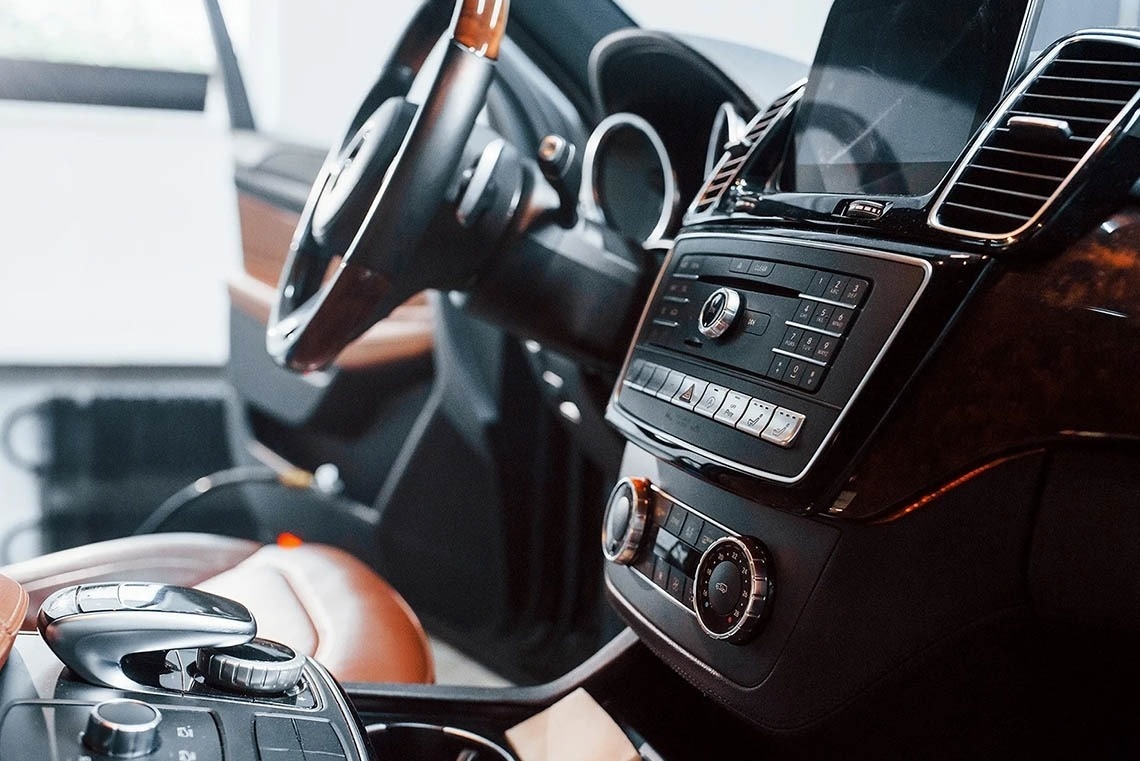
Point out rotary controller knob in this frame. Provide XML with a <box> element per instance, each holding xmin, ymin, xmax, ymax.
<box><xmin>196</xmin><ymin>638</ymin><xmax>306</xmax><ymax>695</ymax></box>
<box><xmin>601</xmin><ymin>477</ymin><xmax>651</xmax><ymax>564</ymax></box>
<box><xmin>693</xmin><ymin>535</ymin><xmax>774</xmax><ymax>644</ymax></box>
<box><xmin>83</xmin><ymin>699</ymin><xmax>162</xmax><ymax>758</ymax></box>
<box><xmin>698</xmin><ymin>287</ymin><xmax>741</xmax><ymax>339</ymax></box>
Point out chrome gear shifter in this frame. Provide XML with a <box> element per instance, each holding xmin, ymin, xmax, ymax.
<box><xmin>37</xmin><ymin>582</ymin><xmax>257</xmax><ymax>691</ymax></box>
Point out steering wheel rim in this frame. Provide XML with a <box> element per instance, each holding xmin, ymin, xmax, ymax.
<box><xmin>267</xmin><ymin>0</ymin><xmax>509</xmax><ymax>373</ymax></box>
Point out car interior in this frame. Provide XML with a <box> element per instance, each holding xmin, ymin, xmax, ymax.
<box><xmin>3</xmin><ymin>0</ymin><xmax>1140</xmax><ymax>758</ymax></box>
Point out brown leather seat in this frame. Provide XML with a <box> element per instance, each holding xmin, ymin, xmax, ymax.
<box><xmin>1</xmin><ymin>533</ymin><xmax>434</xmax><ymax>684</ymax></box>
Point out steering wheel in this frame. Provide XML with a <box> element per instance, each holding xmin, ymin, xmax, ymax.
<box><xmin>267</xmin><ymin>0</ymin><xmax>509</xmax><ymax>372</ymax></box>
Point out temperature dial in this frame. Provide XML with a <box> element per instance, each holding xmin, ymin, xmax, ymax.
<box><xmin>601</xmin><ymin>477</ymin><xmax>651</xmax><ymax>565</ymax></box>
<box><xmin>693</xmin><ymin>535</ymin><xmax>773</xmax><ymax>644</ymax></box>
<box><xmin>698</xmin><ymin>287</ymin><xmax>741</xmax><ymax>339</ymax></box>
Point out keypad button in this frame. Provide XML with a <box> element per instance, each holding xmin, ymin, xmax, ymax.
<box><xmin>825</xmin><ymin>275</ymin><xmax>848</xmax><ymax>301</ymax></box>
<box><xmin>729</xmin><ymin>258</ymin><xmax>751</xmax><ymax>273</ymax></box>
<box><xmin>806</xmin><ymin>271</ymin><xmax>831</xmax><ymax>297</ymax></box>
<box><xmin>735</xmin><ymin>399</ymin><xmax>776</xmax><ymax>436</ymax></box>
<box><xmin>666</xmin><ymin>280</ymin><xmax>692</xmax><ymax>298</ymax></box>
<box><xmin>797</xmin><ymin>331</ymin><xmax>820</xmax><ymax>356</ymax></box>
<box><xmin>810</xmin><ymin>303</ymin><xmax>834</xmax><ymax>329</ymax></box>
<box><xmin>828</xmin><ymin>307</ymin><xmax>854</xmax><ymax>334</ymax></box>
<box><xmin>672</xmin><ymin>377</ymin><xmax>709</xmax><ymax>409</ymax></box>
<box><xmin>714</xmin><ymin>392</ymin><xmax>751</xmax><ymax>426</ymax></box>
<box><xmin>814</xmin><ymin>336</ymin><xmax>840</xmax><ymax>363</ymax></box>
<box><xmin>842</xmin><ymin>278</ymin><xmax>870</xmax><ymax>306</ymax></box>
<box><xmin>761</xmin><ymin>408</ymin><xmax>806</xmax><ymax>447</ymax></box>
<box><xmin>799</xmin><ymin>365</ymin><xmax>825</xmax><ymax>392</ymax></box>
<box><xmin>781</xmin><ymin>327</ymin><xmax>804</xmax><ymax>351</ymax></box>
<box><xmin>768</xmin><ymin>354</ymin><xmax>789</xmax><ymax>380</ymax></box>
<box><xmin>794</xmin><ymin>299</ymin><xmax>817</xmax><ymax>324</ymax></box>
<box><xmin>693</xmin><ymin>384</ymin><xmax>729</xmax><ymax>418</ymax></box>
<box><xmin>785</xmin><ymin>359</ymin><xmax>806</xmax><ymax>385</ymax></box>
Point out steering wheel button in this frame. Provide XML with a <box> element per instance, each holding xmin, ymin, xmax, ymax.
<box><xmin>714</xmin><ymin>392</ymin><xmax>751</xmax><ymax>426</ymax></box>
<box><xmin>694</xmin><ymin>384</ymin><xmax>729</xmax><ymax>418</ymax></box>
<box><xmin>762</xmin><ymin>408</ymin><xmax>806</xmax><ymax>448</ymax></box>
<box><xmin>736</xmin><ymin>399</ymin><xmax>776</xmax><ymax>437</ymax></box>
<box><xmin>655</xmin><ymin>371</ymin><xmax>686</xmax><ymax>400</ymax></box>
<box><xmin>672</xmin><ymin>377</ymin><xmax>709</xmax><ymax>410</ymax></box>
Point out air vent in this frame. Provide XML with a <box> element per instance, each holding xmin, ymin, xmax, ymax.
<box><xmin>931</xmin><ymin>34</ymin><xmax>1140</xmax><ymax>240</ymax></box>
<box><xmin>687</xmin><ymin>81</ymin><xmax>805</xmax><ymax>219</ymax></box>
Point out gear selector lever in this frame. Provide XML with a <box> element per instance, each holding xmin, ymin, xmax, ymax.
<box><xmin>37</xmin><ymin>582</ymin><xmax>257</xmax><ymax>690</ymax></box>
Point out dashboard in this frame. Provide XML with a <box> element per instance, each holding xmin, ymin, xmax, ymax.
<box><xmin>588</xmin><ymin>0</ymin><xmax>1140</xmax><ymax>741</ymax></box>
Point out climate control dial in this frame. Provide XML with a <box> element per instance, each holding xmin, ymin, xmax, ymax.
<box><xmin>601</xmin><ymin>477</ymin><xmax>651</xmax><ymax>565</ymax></box>
<box><xmin>693</xmin><ymin>535</ymin><xmax>773</xmax><ymax>644</ymax></box>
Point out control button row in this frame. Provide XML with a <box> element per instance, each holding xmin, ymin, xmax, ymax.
<box><xmin>635</xmin><ymin>492</ymin><xmax>729</xmax><ymax>613</ymax></box>
<box><xmin>681</xmin><ymin>255</ymin><xmax>868</xmax><ymax>310</ymax></box>
<box><xmin>791</xmin><ymin>299</ymin><xmax>855</xmax><ymax>336</ymax></box>
<box><xmin>623</xmin><ymin>360</ymin><xmax>806</xmax><ymax>448</ymax></box>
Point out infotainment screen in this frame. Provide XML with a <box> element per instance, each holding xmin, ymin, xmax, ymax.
<box><xmin>786</xmin><ymin>0</ymin><xmax>1034</xmax><ymax>196</ymax></box>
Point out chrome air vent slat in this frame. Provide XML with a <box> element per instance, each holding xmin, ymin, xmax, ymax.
<box><xmin>686</xmin><ymin>79</ymin><xmax>806</xmax><ymax>221</ymax></box>
<box><xmin>930</xmin><ymin>32</ymin><xmax>1140</xmax><ymax>241</ymax></box>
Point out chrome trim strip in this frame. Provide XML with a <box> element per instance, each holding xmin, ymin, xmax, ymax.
<box><xmin>705</xmin><ymin>101</ymin><xmax>747</xmax><ymax>177</ymax></box>
<box><xmin>929</xmin><ymin>31</ymin><xmax>1140</xmax><ymax>243</ymax></box>
<box><xmin>784</xmin><ymin>320</ymin><xmax>844</xmax><ymax>339</ymax></box>
<box><xmin>770</xmin><ymin>348</ymin><xmax>828</xmax><ymax>368</ymax></box>
<box><xmin>580</xmin><ymin>112</ymin><xmax>678</xmax><ymax>247</ymax></box>
<box><xmin>607</xmin><ymin>232</ymin><xmax>933</xmax><ymax>486</ymax></box>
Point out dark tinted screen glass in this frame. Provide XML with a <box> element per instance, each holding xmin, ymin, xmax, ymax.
<box><xmin>788</xmin><ymin>0</ymin><xmax>1031</xmax><ymax>196</ymax></box>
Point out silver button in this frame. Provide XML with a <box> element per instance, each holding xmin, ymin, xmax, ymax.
<box><xmin>656</xmin><ymin>371</ymin><xmax>686</xmax><ymax>400</ymax></box>
<box><xmin>761</xmin><ymin>408</ymin><xmax>805</xmax><ymax>447</ymax></box>
<box><xmin>714</xmin><ymin>392</ymin><xmax>751</xmax><ymax>426</ymax></box>
<box><xmin>693</xmin><ymin>384</ymin><xmax>729</xmax><ymax>418</ymax></box>
<box><xmin>735</xmin><ymin>399</ymin><xmax>776</xmax><ymax>436</ymax></box>
<box><xmin>672</xmin><ymin>377</ymin><xmax>709</xmax><ymax>410</ymax></box>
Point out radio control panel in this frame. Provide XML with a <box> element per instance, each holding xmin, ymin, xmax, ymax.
<box><xmin>607</xmin><ymin>234</ymin><xmax>930</xmax><ymax>484</ymax></box>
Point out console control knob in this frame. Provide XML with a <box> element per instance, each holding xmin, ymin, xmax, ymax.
<box><xmin>196</xmin><ymin>638</ymin><xmax>305</xmax><ymax>695</ymax></box>
<box><xmin>601</xmin><ymin>477</ymin><xmax>651</xmax><ymax>565</ymax></box>
<box><xmin>83</xmin><ymin>700</ymin><xmax>162</xmax><ymax>758</ymax></box>
<box><xmin>693</xmin><ymin>535</ymin><xmax>774</xmax><ymax>644</ymax></box>
<box><xmin>698</xmin><ymin>287</ymin><xmax>741</xmax><ymax>339</ymax></box>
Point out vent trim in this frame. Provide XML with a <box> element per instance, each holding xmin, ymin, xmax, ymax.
<box><xmin>929</xmin><ymin>31</ymin><xmax>1140</xmax><ymax>243</ymax></box>
<box><xmin>685</xmin><ymin>79</ymin><xmax>806</xmax><ymax>223</ymax></box>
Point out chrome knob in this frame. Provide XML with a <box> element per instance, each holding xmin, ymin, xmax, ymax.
<box><xmin>693</xmin><ymin>535</ymin><xmax>774</xmax><ymax>644</ymax></box>
<box><xmin>697</xmin><ymin>287</ymin><xmax>741</xmax><ymax>339</ymax></box>
<box><xmin>197</xmin><ymin>638</ymin><xmax>305</xmax><ymax>695</ymax></box>
<box><xmin>602</xmin><ymin>477</ymin><xmax>651</xmax><ymax>565</ymax></box>
<box><xmin>83</xmin><ymin>700</ymin><xmax>162</xmax><ymax>758</ymax></box>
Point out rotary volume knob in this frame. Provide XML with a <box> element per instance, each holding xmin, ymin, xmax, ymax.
<box><xmin>196</xmin><ymin>638</ymin><xmax>305</xmax><ymax>695</ymax></box>
<box><xmin>83</xmin><ymin>700</ymin><xmax>162</xmax><ymax>758</ymax></box>
<box><xmin>697</xmin><ymin>287</ymin><xmax>741</xmax><ymax>339</ymax></box>
<box><xmin>601</xmin><ymin>477</ymin><xmax>651</xmax><ymax>564</ymax></box>
<box><xmin>693</xmin><ymin>535</ymin><xmax>774</xmax><ymax>644</ymax></box>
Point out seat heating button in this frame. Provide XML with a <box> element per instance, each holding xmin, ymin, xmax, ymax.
<box><xmin>655</xmin><ymin>371</ymin><xmax>685</xmax><ymax>400</ymax></box>
<box><xmin>672</xmin><ymin>377</ymin><xmax>709</xmax><ymax>410</ymax></box>
<box><xmin>735</xmin><ymin>399</ymin><xmax>776</xmax><ymax>437</ymax></box>
<box><xmin>762</xmin><ymin>408</ymin><xmax>806</xmax><ymax>448</ymax></box>
<box><xmin>714</xmin><ymin>392</ymin><xmax>751</xmax><ymax>426</ymax></box>
<box><xmin>693</xmin><ymin>384</ymin><xmax>729</xmax><ymax>418</ymax></box>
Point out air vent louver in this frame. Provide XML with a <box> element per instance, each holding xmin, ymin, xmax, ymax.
<box><xmin>932</xmin><ymin>35</ymin><xmax>1140</xmax><ymax>240</ymax></box>
<box><xmin>689</xmin><ymin>83</ymin><xmax>804</xmax><ymax>217</ymax></box>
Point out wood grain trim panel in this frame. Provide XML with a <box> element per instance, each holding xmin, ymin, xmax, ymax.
<box><xmin>231</xmin><ymin>192</ymin><xmax>433</xmax><ymax>370</ymax></box>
